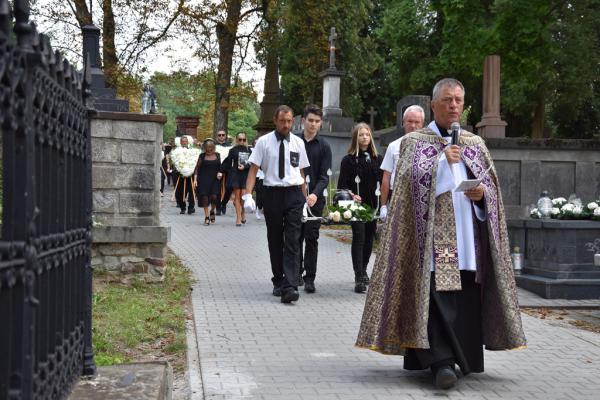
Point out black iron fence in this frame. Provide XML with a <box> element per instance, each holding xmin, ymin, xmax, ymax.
<box><xmin>0</xmin><ymin>1</ymin><xmax>96</xmax><ymax>398</ymax></box>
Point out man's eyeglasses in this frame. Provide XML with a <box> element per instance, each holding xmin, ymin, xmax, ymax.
<box><xmin>217</xmin><ymin>134</ymin><xmax>226</xmax><ymax>137</ymax></box>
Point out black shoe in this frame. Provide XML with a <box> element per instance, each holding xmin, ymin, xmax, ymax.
<box><xmin>272</xmin><ymin>287</ymin><xmax>282</xmax><ymax>297</ymax></box>
<box><xmin>304</xmin><ymin>281</ymin><xmax>316</xmax><ymax>293</ymax></box>
<box><xmin>354</xmin><ymin>281</ymin><xmax>366</xmax><ymax>293</ymax></box>
<box><xmin>434</xmin><ymin>366</ymin><xmax>457</xmax><ymax>390</ymax></box>
<box><xmin>298</xmin><ymin>275</ymin><xmax>304</xmax><ymax>287</ymax></box>
<box><xmin>221</xmin><ymin>205</ymin><xmax>227</xmax><ymax>215</ymax></box>
<box><xmin>215</xmin><ymin>208</ymin><xmax>222</xmax><ymax>216</ymax></box>
<box><xmin>187</xmin><ymin>207</ymin><xmax>195</xmax><ymax>214</ymax></box>
<box><xmin>363</xmin><ymin>273</ymin><xmax>370</xmax><ymax>285</ymax></box>
<box><xmin>281</xmin><ymin>289</ymin><xmax>299</xmax><ymax>303</ymax></box>
<box><xmin>180</xmin><ymin>209</ymin><xmax>186</xmax><ymax>214</ymax></box>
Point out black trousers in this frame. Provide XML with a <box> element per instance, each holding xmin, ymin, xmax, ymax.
<box><xmin>160</xmin><ymin>168</ymin><xmax>166</xmax><ymax>193</ymax></box>
<box><xmin>404</xmin><ymin>270</ymin><xmax>484</xmax><ymax>375</ymax></box>
<box><xmin>262</xmin><ymin>186</ymin><xmax>304</xmax><ymax>291</ymax></box>
<box><xmin>350</xmin><ymin>220</ymin><xmax>377</xmax><ymax>278</ymax></box>
<box><xmin>299</xmin><ymin>197</ymin><xmax>325</xmax><ymax>283</ymax></box>
<box><xmin>254</xmin><ymin>178</ymin><xmax>264</xmax><ymax>210</ymax></box>
<box><xmin>175</xmin><ymin>175</ymin><xmax>195</xmax><ymax>211</ymax></box>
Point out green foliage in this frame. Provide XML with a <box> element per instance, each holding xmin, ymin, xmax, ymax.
<box><xmin>375</xmin><ymin>0</ymin><xmax>600</xmax><ymax>137</ymax></box>
<box><xmin>273</xmin><ymin>0</ymin><xmax>599</xmax><ymax>137</ymax></box>
<box><xmin>275</xmin><ymin>0</ymin><xmax>380</xmax><ymax>119</ymax></box>
<box><xmin>150</xmin><ymin>71</ymin><xmax>259</xmax><ymax>142</ymax></box>
<box><xmin>92</xmin><ymin>254</ymin><xmax>193</xmax><ymax>368</ymax></box>
<box><xmin>150</xmin><ymin>71</ymin><xmax>214</xmax><ymax>140</ymax></box>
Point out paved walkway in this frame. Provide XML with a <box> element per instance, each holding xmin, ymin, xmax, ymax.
<box><xmin>162</xmin><ymin>200</ymin><xmax>600</xmax><ymax>400</ymax></box>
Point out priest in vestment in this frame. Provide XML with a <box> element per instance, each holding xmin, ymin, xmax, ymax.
<box><xmin>356</xmin><ymin>78</ymin><xmax>526</xmax><ymax>390</ymax></box>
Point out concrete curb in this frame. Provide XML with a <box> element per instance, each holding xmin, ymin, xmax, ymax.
<box><xmin>186</xmin><ymin>294</ymin><xmax>204</xmax><ymax>399</ymax></box>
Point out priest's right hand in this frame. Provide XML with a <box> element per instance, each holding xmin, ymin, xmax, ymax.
<box><xmin>444</xmin><ymin>145</ymin><xmax>461</xmax><ymax>164</ymax></box>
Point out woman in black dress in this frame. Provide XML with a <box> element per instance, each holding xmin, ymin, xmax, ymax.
<box><xmin>221</xmin><ymin>132</ymin><xmax>252</xmax><ymax>226</ymax></box>
<box><xmin>195</xmin><ymin>139</ymin><xmax>222</xmax><ymax>225</ymax></box>
<box><xmin>337</xmin><ymin>122</ymin><xmax>383</xmax><ymax>293</ymax></box>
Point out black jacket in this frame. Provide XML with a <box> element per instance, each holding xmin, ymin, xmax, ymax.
<box><xmin>337</xmin><ymin>151</ymin><xmax>383</xmax><ymax>209</ymax></box>
<box><xmin>300</xmin><ymin>133</ymin><xmax>332</xmax><ymax>199</ymax></box>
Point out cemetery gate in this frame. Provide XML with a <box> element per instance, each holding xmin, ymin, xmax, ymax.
<box><xmin>0</xmin><ymin>1</ymin><xmax>96</xmax><ymax>398</ymax></box>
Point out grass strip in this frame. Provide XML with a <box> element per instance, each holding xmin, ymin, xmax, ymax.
<box><xmin>92</xmin><ymin>253</ymin><xmax>193</xmax><ymax>371</ymax></box>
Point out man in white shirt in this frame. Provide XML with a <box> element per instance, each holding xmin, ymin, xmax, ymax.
<box><xmin>243</xmin><ymin>105</ymin><xmax>310</xmax><ymax>304</ymax></box>
<box><xmin>379</xmin><ymin>105</ymin><xmax>425</xmax><ymax>220</ymax></box>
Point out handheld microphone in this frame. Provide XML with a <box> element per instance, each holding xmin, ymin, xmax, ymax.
<box><xmin>450</xmin><ymin>122</ymin><xmax>461</xmax><ymax>146</ymax></box>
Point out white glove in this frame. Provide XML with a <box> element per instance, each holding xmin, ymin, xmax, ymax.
<box><xmin>242</xmin><ymin>193</ymin><xmax>256</xmax><ymax>212</ymax></box>
<box><xmin>379</xmin><ymin>205</ymin><xmax>388</xmax><ymax>221</ymax></box>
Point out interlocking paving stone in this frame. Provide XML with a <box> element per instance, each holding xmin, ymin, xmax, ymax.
<box><xmin>161</xmin><ymin>200</ymin><xmax>600</xmax><ymax>400</ymax></box>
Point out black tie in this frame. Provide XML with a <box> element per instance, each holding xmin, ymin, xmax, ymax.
<box><xmin>278</xmin><ymin>139</ymin><xmax>285</xmax><ymax>179</ymax></box>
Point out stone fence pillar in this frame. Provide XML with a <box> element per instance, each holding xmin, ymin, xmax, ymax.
<box><xmin>91</xmin><ymin>112</ymin><xmax>170</xmax><ymax>280</ymax></box>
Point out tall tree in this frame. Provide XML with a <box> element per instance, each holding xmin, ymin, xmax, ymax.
<box><xmin>276</xmin><ymin>0</ymin><xmax>379</xmax><ymax>119</ymax></box>
<box><xmin>376</xmin><ymin>0</ymin><xmax>600</xmax><ymax>138</ymax></box>
<box><xmin>180</xmin><ymin>0</ymin><xmax>263</xmax><ymax>137</ymax></box>
<box><xmin>150</xmin><ymin>70</ymin><xmax>258</xmax><ymax>141</ymax></box>
<box><xmin>32</xmin><ymin>0</ymin><xmax>185</xmax><ymax>88</ymax></box>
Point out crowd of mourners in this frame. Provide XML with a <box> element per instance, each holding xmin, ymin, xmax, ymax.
<box><xmin>159</xmin><ymin>78</ymin><xmax>526</xmax><ymax>391</ymax></box>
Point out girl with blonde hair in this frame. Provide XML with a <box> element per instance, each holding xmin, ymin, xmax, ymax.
<box><xmin>337</xmin><ymin>122</ymin><xmax>383</xmax><ymax>293</ymax></box>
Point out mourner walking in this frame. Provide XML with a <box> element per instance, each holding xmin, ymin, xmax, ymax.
<box><xmin>243</xmin><ymin>105</ymin><xmax>309</xmax><ymax>304</ymax></box>
<box><xmin>337</xmin><ymin>122</ymin><xmax>383</xmax><ymax>293</ymax></box>
<box><xmin>298</xmin><ymin>104</ymin><xmax>332</xmax><ymax>293</ymax></box>
<box><xmin>172</xmin><ymin>136</ymin><xmax>196</xmax><ymax>215</ymax></box>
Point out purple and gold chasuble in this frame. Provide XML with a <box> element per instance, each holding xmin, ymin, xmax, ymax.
<box><xmin>355</xmin><ymin>128</ymin><xmax>526</xmax><ymax>354</ymax></box>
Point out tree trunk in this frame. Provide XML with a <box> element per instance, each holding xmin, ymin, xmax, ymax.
<box><xmin>72</xmin><ymin>0</ymin><xmax>92</xmax><ymax>26</ymax></box>
<box><xmin>102</xmin><ymin>0</ymin><xmax>119</xmax><ymax>88</ymax></box>
<box><xmin>213</xmin><ymin>0</ymin><xmax>242</xmax><ymax>136</ymax></box>
<box><xmin>531</xmin><ymin>92</ymin><xmax>546</xmax><ymax>138</ymax></box>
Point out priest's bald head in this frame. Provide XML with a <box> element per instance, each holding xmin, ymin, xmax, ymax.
<box><xmin>431</xmin><ymin>78</ymin><xmax>465</xmax><ymax>130</ymax></box>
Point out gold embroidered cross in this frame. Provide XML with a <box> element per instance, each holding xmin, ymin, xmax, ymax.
<box><xmin>441</xmin><ymin>248</ymin><xmax>454</xmax><ymax>263</ymax></box>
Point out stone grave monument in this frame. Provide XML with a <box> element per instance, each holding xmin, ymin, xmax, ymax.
<box><xmin>293</xmin><ymin>27</ymin><xmax>355</xmax><ymax>175</ymax></box>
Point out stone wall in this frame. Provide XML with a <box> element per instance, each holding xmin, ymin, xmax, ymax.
<box><xmin>92</xmin><ymin>226</ymin><xmax>169</xmax><ymax>282</ymax></box>
<box><xmin>91</xmin><ymin>112</ymin><xmax>170</xmax><ymax>280</ymax></box>
<box><xmin>487</xmin><ymin>138</ymin><xmax>600</xmax><ymax>219</ymax></box>
<box><xmin>91</xmin><ymin>112</ymin><xmax>167</xmax><ymax>226</ymax></box>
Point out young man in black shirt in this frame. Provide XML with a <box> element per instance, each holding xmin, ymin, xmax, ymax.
<box><xmin>298</xmin><ymin>105</ymin><xmax>332</xmax><ymax>293</ymax></box>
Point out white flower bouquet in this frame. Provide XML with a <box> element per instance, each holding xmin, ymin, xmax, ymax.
<box><xmin>170</xmin><ymin>147</ymin><xmax>201</xmax><ymax>177</ymax></box>
<box><xmin>587</xmin><ymin>200</ymin><xmax>600</xmax><ymax>221</ymax></box>
<box><xmin>530</xmin><ymin>207</ymin><xmax>542</xmax><ymax>219</ymax></box>
<box><xmin>327</xmin><ymin>202</ymin><xmax>375</xmax><ymax>223</ymax></box>
<box><xmin>552</xmin><ymin>197</ymin><xmax>567</xmax><ymax>207</ymax></box>
<box><xmin>559</xmin><ymin>202</ymin><xmax>588</xmax><ymax>219</ymax></box>
<box><xmin>531</xmin><ymin>197</ymin><xmax>600</xmax><ymax>221</ymax></box>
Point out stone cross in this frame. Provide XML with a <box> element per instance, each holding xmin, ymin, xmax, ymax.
<box><xmin>328</xmin><ymin>27</ymin><xmax>337</xmax><ymax>69</ymax></box>
<box><xmin>367</xmin><ymin>106</ymin><xmax>377</xmax><ymax>129</ymax></box>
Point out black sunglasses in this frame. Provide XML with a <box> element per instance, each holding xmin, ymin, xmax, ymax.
<box><xmin>238</xmin><ymin>138</ymin><xmax>246</xmax><ymax>142</ymax></box>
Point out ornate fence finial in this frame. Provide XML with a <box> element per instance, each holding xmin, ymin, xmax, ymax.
<box><xmin>13</xmin><ymin>0</ymin><xmax>34</xmax><ymax>50</ymax></box>
<box><xmin>0</xmin><ymin>0</ymin><xmax>12</xmax><ymax>35</ymax></box>
<box><xmin>42</xmin><ymin>35</ymin><xmax>56</xmax><ymax>73</ymax></box>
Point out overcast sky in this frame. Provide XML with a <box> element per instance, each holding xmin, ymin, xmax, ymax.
<box><xmin>31</xmin><ymin>0</ymin><xmax>266</xmax><ymax>101</ymax></box>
